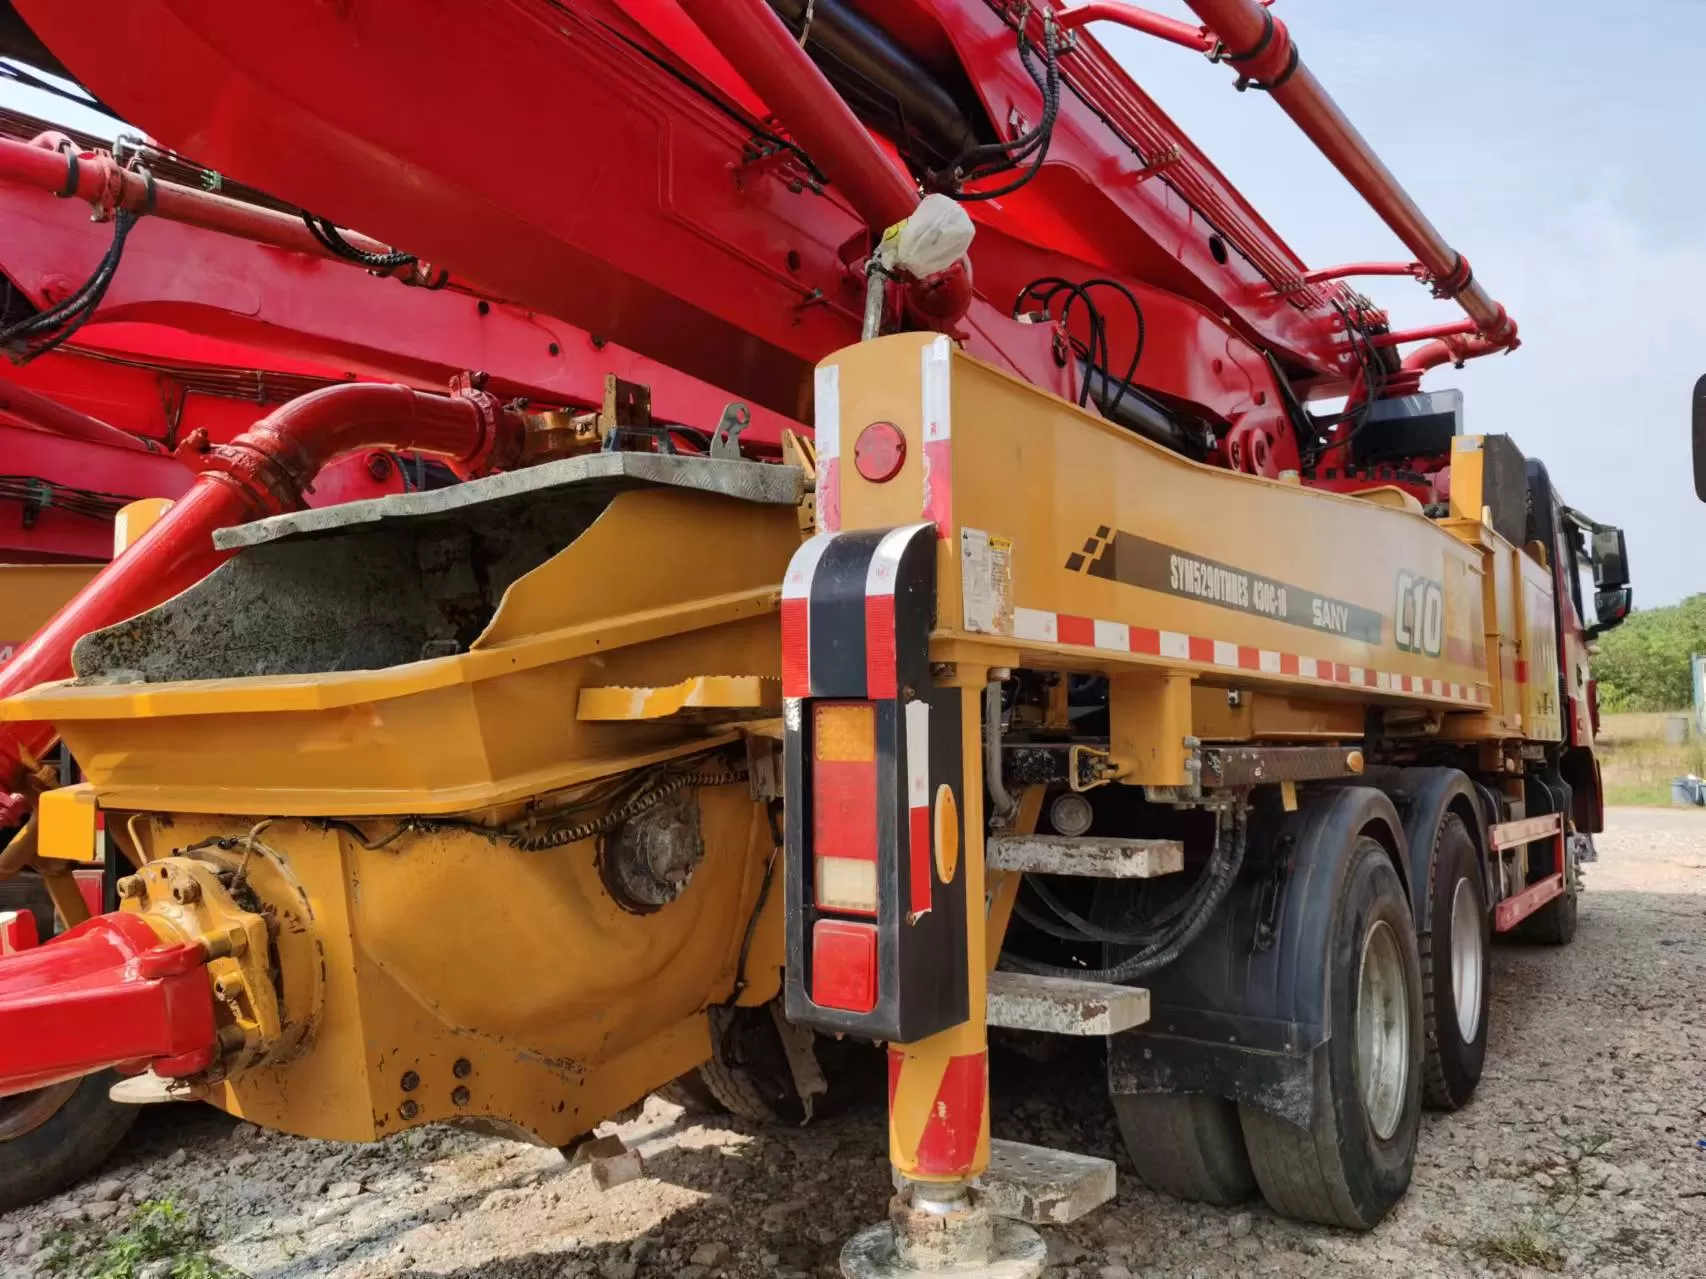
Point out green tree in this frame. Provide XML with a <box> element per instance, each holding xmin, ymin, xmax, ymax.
<box><xmin>1591</xmin><ymin>594</ymin><xmax>1706</xmax><ymax>711</ymax></box>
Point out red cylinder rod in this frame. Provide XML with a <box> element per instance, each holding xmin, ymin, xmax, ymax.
<box><xmin>1179</xmin><ymin>0</ymin><xmax>1517</xmax><ymax>348</ymax></box>
<box><xmin>1298</xmin><ymin>260</ymin><xmax>1423</xmax><ymax>286</ymax></box>
<box><xmin>676</xmin><ymin>0</ymin><xmax>919</xmax><ymax>233</ymax></box>
<box><xmin>1368</xmin><ymin>318</ymin><xmax>1479</xmax><ymax>349</ymax></box>
<box><xmin>0</xmin><ymin>910</ymin><xmax>216</xmax><ymax>1096</ymax></box>
<box><xmin>0</xmin><ymin>380</ymin><xmax>157</xmax><ymax>454</ymax></box>
<box><xmin>1055</xmin><ymin>3</ymin><xmax>1216</xmax><ymax>52</ymax></box>
<box><xmin>0</xmin><ymin>135</ymin><xmax>417</xmax><ymax>274</ymax></box>
<box><xmin>0</xmin><ymin>381</ymin><xmax>519</xmax><ymax>814</ymax></box>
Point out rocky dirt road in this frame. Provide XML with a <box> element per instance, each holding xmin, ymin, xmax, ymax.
<box><xmin>5</xmin><ymin>807</ymin><xmax>1704</xmax><ymax>1279</ymax></box>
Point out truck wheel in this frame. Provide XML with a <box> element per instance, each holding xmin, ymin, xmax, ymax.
<box><xmin>1420</xmin><ymin>814</ymin><xmax>1489</xmax><ymax>1110</ymax></box>
<box><xmin>0</xmin><ymin>873</ymin><xmax>140</xmax><ymax>1210</ymax></box>
<box><xmin>697</xmin><ymin>1006</ymin><xmax>808</xmax><ymax>1125</ymax></box>
<box><xmin>653</xmin><ymin>1072</ymin><xmax>725</xmax><ymax>1115</ymax></box>
<box><xmin>0</xmin><ymin>1073</ymin><xmax>137</xmax><ymax>1213</ymax></box>
<box><xmin>1515</xmin><ymin>882</ymin><xmax>1577</xmax><ymax>945</ymax></box>
<box><xmin>1240</xmin><ymin>836</ymin><xmax>1422</xmax><ymax>1230</ymax></box>
<box><xmin>1111</xmin><ymin>1091</ymin><xmax>1254</xmax><ymax>1205</ymax></box>
<box><xmin>1515</xmin><ymin>839</ymin><xmax>1579</xmax><ymax>945</ymax></box>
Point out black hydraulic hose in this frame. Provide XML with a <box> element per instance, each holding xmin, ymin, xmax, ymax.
<box><xmin>1002</xmin><ymin>804</ymin><xmax>1248</xmax><ymax>982</ymax></box>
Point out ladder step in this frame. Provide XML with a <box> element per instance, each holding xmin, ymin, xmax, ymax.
<box><xmin>975</xmin><ymin>1140</ymin><xmax>1116</xmax><ymax>1226</ymax></box>
<box><xmin>987</xmin><ymin>971</ymin><xmax>1149</xmax><ymax>1036</ymax></box>
<box><xmin>987</xmin><ymin>834</ymin><xmax>1183</xmax><ymax>878</ymax></box>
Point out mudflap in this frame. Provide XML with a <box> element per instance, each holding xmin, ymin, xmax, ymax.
<box><xmin>1108</xmin><ymin>787</ymin><xmax>1407</xmax><ymax>1128</ymax></box>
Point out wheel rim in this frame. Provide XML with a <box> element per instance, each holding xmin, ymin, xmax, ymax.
<box><xmin>0</xmin><ymin>1080</ymin><xmax>79</xmax><ymax>1142</ymax></box>
<box><xmin>1450</xmin><ymin>876</ymin><xmax>1485</xmax><ymax>1042</ymax></box>
<box><xmin>1355</xmin><ymin>919</ymin><xmax>1410</xmax><ymax>1141</ymax></box>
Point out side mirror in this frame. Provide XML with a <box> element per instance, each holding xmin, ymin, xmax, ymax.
<box><xmin>1591</xmin><ymin>527</ymin><xmax>1628</xmax><ymax>589</ymax></box>
<box><xmin>1587</xmin><ymin>585</ymin><xmax>1631</xmax><ymax>638</ymax></box>
<box><xmin>1694</xmin><ymin>374</ymin><xmax>1706</xmax><ymax>501</ymax></box>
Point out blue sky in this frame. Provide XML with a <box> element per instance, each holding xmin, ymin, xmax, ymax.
<box><xmin>4</xmin><ymin>2</ymin><xmax>1701</xmax><ymax>605</ymax></box>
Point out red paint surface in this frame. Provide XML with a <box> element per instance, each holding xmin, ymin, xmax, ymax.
<box><xmin>913</xmin><ymin>1051</ymin><xmax>987</xmax><ymax>1177</ymax></box>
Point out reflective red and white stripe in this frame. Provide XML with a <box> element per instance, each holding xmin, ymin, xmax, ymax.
<box><xmin>781</xmin><ymin>531</ymin><xmax>836</xmax><ymax>698</ymax></box>
<box><xmin>1011</xmin><ymin>606</ymin><xmax>1492</xmax><ymax>706</ymax></box>
<box><xmin>815</xmin><ymin>363</ymin><xmax>842</xmax><ymax>534</ymax></box>
<box><xmin>921</xmin><ymin>336</ymin><xmax>953</xmax><ymax>539</ymax></box>
<box><xmin>903</xmin><ymin>699</ymin><xmax>932</xmax><ymax>919</ymax></box>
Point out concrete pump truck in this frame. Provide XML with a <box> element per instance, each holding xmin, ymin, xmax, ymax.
<box><xmin>0</xmin><ymin>1</ymin><xmax>1631</xmax><ymax>1274</ymax></box>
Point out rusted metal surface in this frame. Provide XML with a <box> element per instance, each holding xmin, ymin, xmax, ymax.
<box><xmin>1201</xmin><ymin>745</ymin><xmax>1366</xmax><ymax>787</ymax></box>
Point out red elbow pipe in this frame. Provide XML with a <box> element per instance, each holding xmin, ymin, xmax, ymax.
<box><xmin>0</xmin><ymin>381</ymin><xmax>519</xmax><ymax>815</ymax></box>
<box><xmin>676</xmin><ymin>0</ymin><xmax>919</xmax><ymax>234</ymax></box>
<box><xmin>1180</xmin><ymin>0</ymin><xmax>1517</xmax><ymax>349</ymax></box>
<box><xmin>0</xmin><ymin>380</ymin><xmax>158</xmax><ymax>455</ymax></box>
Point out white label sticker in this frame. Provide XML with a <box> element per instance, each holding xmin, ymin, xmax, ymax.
<box><xmin>961</xmin><ymin>527</ymin><xmax>1013</xmax><ymax>635</ymax></box>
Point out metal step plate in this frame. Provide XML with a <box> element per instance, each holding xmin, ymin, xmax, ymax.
<box><xmin>987</xmin><ymin>971</ymin><xmax>1149</xmax><ymax>1036</ymax></box>
<box><xmin>976</xmin><ymin>1139</ymin><xmax>1116</xmax><ymax>1226</ymax></box>
<box><xmin>986</xmin><ymin>834</ymin><xmax>1184</xmax><ymax>878</ymax></box>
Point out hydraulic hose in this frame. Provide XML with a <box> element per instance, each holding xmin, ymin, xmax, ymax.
<box><xmin>1003</xmin><ymin>803</ymin><xmax>1247</xmax><ymax>981</ymax></box>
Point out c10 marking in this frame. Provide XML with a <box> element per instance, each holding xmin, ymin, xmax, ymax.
<box><xmin>1395</xmin><ymin>572</ymin><xmax>1443</xmax><ymax>657</ymax></box>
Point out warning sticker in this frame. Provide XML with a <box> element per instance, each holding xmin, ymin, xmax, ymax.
<box><xmin>962</xmin><ymin>527</ymin><xmax>1013</xmax><ymax>636</ymax></box>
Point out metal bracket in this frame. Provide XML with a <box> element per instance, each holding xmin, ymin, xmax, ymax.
<box><xmin>709</xmin><ymin>402</ymin><xmax>753</xmax><ymax>460</ymax></box>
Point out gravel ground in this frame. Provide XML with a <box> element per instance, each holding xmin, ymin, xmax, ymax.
<box><xmin>5</xmin><ymin>807</ymin><xmax>1704</xmax><ymax>1279</ymax></box>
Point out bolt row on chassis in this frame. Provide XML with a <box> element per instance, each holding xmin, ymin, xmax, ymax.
<box><xmin>0</xmin><ymin>332</ymin><xmax>1617</xmax><ymax>1277</ymax></box>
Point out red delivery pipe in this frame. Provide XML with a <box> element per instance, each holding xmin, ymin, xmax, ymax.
<box><xmin>0</xmin><ymin>381</ymin><xmax>520</xmax><ymax>820</ymax></box>
<box><xmin>0</xmin><ymin>380</ymin><xmax>158</xmax><ymax>454</ymax></box>
<box><xmin>0</xmin><ymin>135</ymin><xmax>423</xmax><ymax>276</ymax></box>
<box><xmin>0</xmin><ymin>911</ymin><xmax>216</xmax><ymax>1096</ymax></box>
<box><xmin>676</xmin><ymin>0</ymin><xmax>919</xmax><ymax>234</ymax></box>
<box><xmin>1172</xmin><ymin>0</ymin><xmax>1516</xmax><ymax>348</ymax></box>
<box><xmin>1056</xmin><ymin>3</ymin><xmax>1215</xmax><ymax>52</ymax></box>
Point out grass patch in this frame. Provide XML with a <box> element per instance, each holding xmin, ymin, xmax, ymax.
<box><xmin>1472</xmin><ymin>1221</ymin><xmax>1566</xmax><ymax>1272</ymax></box>
<box><xmin>1604</xmin><ymin>780</ymin><xmax>1679</xmax><ymax>808</ymax></box>
<box><xmin>1594</xmin><ymin>719</ymin><xmax>1706</xmax><ymax>807</ymax></box>
<box><xmin>45</xmin><ymin>1199</ymin><xmax>238</xmax><ymax>1279</ymax></box>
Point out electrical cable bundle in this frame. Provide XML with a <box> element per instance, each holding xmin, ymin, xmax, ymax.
<box><xmin>1013</xmin><ymin>276</ymin><xmax>1146</xmax><ymax>414</ymax></box>
<box><xmin>0</xmin><ymin>201</ymin><xmax>142</xmax><ymax>365</ymax></box>
<box><xmin>301</xmin><ymin>213</ymin><xmax>418</xmax><ymax>271</ymax></box>
<box><xmin>0</xmin><ymin>475</ymin><xmax>133</xmax><ymax>523</ymax></box>
<box><xmin>1304</xmin><ymin>298</ymin><xmax>1389</xmax><ymax>467</ymax></box>
<box><xmin>931</xmin><ymin>8</ymin><xmax>1063</xmax><ymax>201</ymax></box>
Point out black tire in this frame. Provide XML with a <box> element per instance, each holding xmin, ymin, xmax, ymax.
<box><xmin>697</xmin><ymin>1056</ymin><xmax>800</xmax><ymax>1125</ymax></box>
<box><xmin>698</xmin><ymin>1006</ymin><xmax>807</xmax><ymax>1125</ymax></box>
<box><xmin>1419</xmin><ymin>814</ymin><xmax>1490</xmax><ymax>1110</ymax></box>
<box><xmin>1239</xmin><ymin>836</ymin><xmax>1423</xmax><ymax>1230</ymax></box>
<box><xmin>1111</xmin><ymin>1091</ymin><xmax>1254</xmax><ymax>1205</ymax></box>
<box><xmin>0</xmin><ymin>873</ymin><xmax>139</xmax><ymax>1211</ymax></box>
<box><xmin>653</xmin><ymin>1070</ymin><xmax>725</xmax><ymax>1116</ymax></box>
<box><xmin>0</xmin><ymin>1073</ymin><xmax>137</xmax><ymax>1213</ymax></box>
<box><xmin>1515</xmin><ymin>883</ymin><xmax>1577</xmax><ymax>945</ymax></box>
<box><xmin>1515</xmin><ymin>836</ymin><xmax>1579</xmax><ymax>945</ymax></box>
